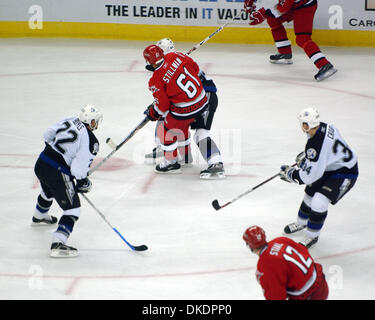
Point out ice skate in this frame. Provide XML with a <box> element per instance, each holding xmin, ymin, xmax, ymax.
<box><xmin>200</xmin><ymin>162</ymin><xmax>225</xmax><ymax>180</ymax></box>
<box><xmin>299</xmin><ymin>236</ymin><xmax>319</xmax><ymax>249</ymax></box>
<box><xmin>50</xmin><ymin>242</ymin><xmax>78</xmax><ymax>258</ymax></box>
<box><xmin>155</xmin><ymin>159</ymin><xmax>181</xmax><ymax>174</ymax></box>
<box><xmin>314</xmin><ymin>63</ymin><xmax>337</xmax><ymax>81</ymax></box>
<box><xmin>144</xmin><ymin>146</ymin><xmax>163</xmax><ymax>164</ymax></box>
<box><xmin>284</xmin><ymin>222</ymin><xmax>306</xmax><ymax>234</ymax></box>
<box><xmin>270</xmin><ymin>53</ymin><xmax>293</xmax><ymax>64</ymax></box>
<box><xmin>31</xmin><ymin>214</ymin><xmax>57</xmax><ymax>226</ymax></box>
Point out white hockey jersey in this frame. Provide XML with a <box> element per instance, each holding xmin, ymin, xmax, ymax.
<box><xmin>43</xmin><ymin>117</ymin><xmax>99</xmax><ymax>180</ymax></box>
<box><xmin>294</xmin><ymin>122</ymin><xmax>358</xmax><ymax>185</ymax></box>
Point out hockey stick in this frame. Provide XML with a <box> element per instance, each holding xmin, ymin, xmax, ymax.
<box><xmin>81</xmin><ymin>193</ymin><xmax>148</xmax><ymax>251</ymax></box>
<box><xmin>186</xmin><ymin>9</ymin><xmax>245</xmax><ymax>55</ymax></box>
<box><xmin>89</xmin><ymin>116</ymin><xmax>150</xmax><ymax>175</ymax></box>
<box><xmin>212</xmin><ymin>164</ymin><xmax>297</xmax><ymax>211</ymax></box>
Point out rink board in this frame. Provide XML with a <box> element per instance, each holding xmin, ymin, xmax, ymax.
<box><xmin>1</xmin><ymin>21</ymin><xmax>375</xmax><ymax>47</ymax></box>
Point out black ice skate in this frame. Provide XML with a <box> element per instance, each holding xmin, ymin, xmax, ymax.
<box><xmin>270</xmin><ymin>53</ymin><xmax>293</xmax><ymax>64</ymax></box>
<box><xmin>299</xmin><ymin>237</ymin><xmax>319</xmax><ymax>249</ymax></box>
<box><xmin>200</xmin><ymin>162</ymin><xmax>225</xmax><ymax>180</ymax></box>
<box><xmin>284</xmin><ymin>222</ymin><xmax>306</xmax><ymax>234</ymax></box>
<box><xmin>31</xmin><ymin>215</ymin><xmax>57</xmax><ymax>226</ymax></box>
<box><xmin>155</xmin><ymin>159</ymin><xmax>181</xmax><ymax>174</ymax></box>
<box><xmin>50</xmin><ymin>242</ymin><xmax>78</xmax><ymax>258</ymax></box>
<box><xmin>314</xmin><ymin>63</ymin><xmax>337</xmax><ymax>81</ymax></box>
<box><xmin>144</xmin><ymin>146</ymin><xmax>163</xmax><ymax>164</ymax></box>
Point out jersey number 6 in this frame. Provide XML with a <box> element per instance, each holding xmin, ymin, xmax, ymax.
<box><xmin>176</xmin><ymin>67</ymin><xmax>201</xmax><ymax>99</ymax></box>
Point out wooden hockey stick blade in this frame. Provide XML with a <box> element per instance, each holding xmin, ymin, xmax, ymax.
<box><xmin>133</xmin><ymin>244</ymin><xmax>149</xmax><ymax>252</ymax></box>
<box><xmin>212</xmin><ymin>200</ymin><xmax>221</xmax><ymax>210</ymax></box>
<box><xmin>212</xmin><ymin>200</ymin><xmax>230</xmax><ymax>211</ymax></box>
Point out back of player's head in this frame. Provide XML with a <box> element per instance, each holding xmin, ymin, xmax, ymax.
<box><xmin>143</xmin><ymin>44</ymin><xmax>164</xmax><ymax>67</ymax></box>
<box><xmin>156</xmin><ymin>38</ymin><xmax>175</xmax><ymax>54</ymax></box>
<box><xmin>298</xmin><ymin>107</ymin><xmax>320</xmax><ymax>132</ymax></box>
<box><xmin>243</xmin><ymin>226</ymin><xmax>267</xmax><ymax>251</ymax></box>
<box><xmin>79</xmin><ymin>105</ymin><xmax>103</xmax><ymax>131</ymax></box>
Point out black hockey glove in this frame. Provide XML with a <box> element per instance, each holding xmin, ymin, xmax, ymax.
<box><xmin>76</xmin><ymin>178</ymin><xmax>92</xmax><ymax>193</ymax></box>
<box><xmin>144</xmin><ymin>103</ymin><xmax>161</xmax><ymax>121</ymax></box>
<box><xmin>279</xmin><ymin>165</ymin><xmax>297</xmax><ymax>183</ymax></box>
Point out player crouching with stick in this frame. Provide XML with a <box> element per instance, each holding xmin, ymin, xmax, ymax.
<box><xmin>243</xmin><ymin>225</ymin><xmax>329</xmax><ymax>300</ymax></box>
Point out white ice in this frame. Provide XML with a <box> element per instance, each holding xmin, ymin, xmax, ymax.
<box><xmin>0</xmin><ymin>38</ymin><xmax>374</xmax><ymax>300</ymax></box>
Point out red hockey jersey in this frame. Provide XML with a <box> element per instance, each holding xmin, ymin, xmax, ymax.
<box><xmin>148</xmin><ymin>52</ymin><xmax>208</xmax><ymax>120</ymax></box>
<box><xmin>267</xmin><ymin>0</ymin><xmax>317</xmax><ymax>17</ymax></box>
<box><xmin>255</xmin><ymin>237</ymin><xmax>322</xmax><ymax>300</ymax></box>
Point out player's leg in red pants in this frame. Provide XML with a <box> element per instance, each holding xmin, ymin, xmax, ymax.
<box><xmin>293</xmin><ymin>4</ymin><xmax>330</xmax><ymax>69</ymax></box>
<box><xmin>266</xmin><ymin>12</ymin><xmax>293</xmax><ymax>55</ymax></box>
<box><xmin>157</xmin><ymin>113</ymin><xmax>194</xmax><ymax>162</ymax></box>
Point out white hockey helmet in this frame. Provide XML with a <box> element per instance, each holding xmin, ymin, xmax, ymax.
<box><xmin>79</xmin><ymin>105</ymin><xmax>103</xmax><ymax>130</ymax></box>
<box><xmin>298</xmin><ymin>107</ymin><xmax>320</xmax><ymax>132</ymax></box>
<box><xmin>156</xmin><ymin>38</ymin><xmax>176</xmax><ymax>54</ymax></box>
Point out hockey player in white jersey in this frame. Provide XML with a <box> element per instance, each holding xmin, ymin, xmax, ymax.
<box><xmin>279</xmin><ymin>108</ymin><xmax>358</xmax><ymax>248</ymax></box>
<box><xmin>32</xmin><ymin>105</ymin><xmax>103</xmax><ymax>257</ymax></box>
<box><xmin>144</xmin><ymin>38</ymin><xmax>225</xmax><ymax>179</ymax></box>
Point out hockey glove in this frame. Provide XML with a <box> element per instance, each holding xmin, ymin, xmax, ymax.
<box><xmin>144</xmin><ymin>104</ymin><xmax>161</xmax><ymax>121</ymax></box>
<box><xmin>295</xmin><ymin>151</ymin><xmax>306</xmax><ymax>168</ymax></box>
<box><xmin>279</xmin><ymin>165</ymin><xmax>297</xmax><ymax>183</ymax></box>
<box><xmin>244</xmin><ymin>0</ymin><xmax>257</xmax><ymax>14</ymax></box>
<box><xmin>76</xmin><ymin>178</ymin><xmax>92</xmax><ymax>193</ymax></box>
<box><xmin>249</xmin><ymin>8</ymin><xmax>267</xmax><ymax>26</ymax></box>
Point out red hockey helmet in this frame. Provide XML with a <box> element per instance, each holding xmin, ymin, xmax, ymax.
<box><xmin>143</xmin><ymin>44</ymin><xmax>164</xmax><ymax>66</ymax></box>
<box><xmin>243</xmin><ymin>226</ymin><xmax>267</xmax><ymax>251</ymax></box>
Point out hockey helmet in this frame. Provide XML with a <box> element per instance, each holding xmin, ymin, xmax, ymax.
<box><xmin>143</xmin><ymin>44</ymin><xmax>164</xmax><ymax>66</ymax></box>
<box><xmin>243</xmin><ymin>226</ymin><xmax>267</xmax><ymax>251</ymax></box>
<box><xmin>298</xmin><ymin>107</ymin><xmax>320</xmax><ymax>132</ymax></box>
<box><xmin>156</xmin><ymin>38</ymin><xmax>176</xmax><ymax>54</ymax></box>
<box><xmin>79</xmin><ymin>105</ymin><xmax>103</xmax><ymax>130</ymax></box>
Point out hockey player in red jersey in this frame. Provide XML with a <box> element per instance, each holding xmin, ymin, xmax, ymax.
<box><xmin>243</xmin><ymin>225</ymin><xmax>329</xmax><ymax>300</ymax></box>
<box><xmin>143</xmin><ymin>44</ymin><xmax>215</xmax><ymax>174</ymax></box>
<box><xmin>244</xmin><ymin>0</ymin><xmax>337</xmax><ymax>81</ymax></box>
<box><xmin>144</xmin><ymin>38</ymin><xmax>225</xmax><ymax>179</ymax></box>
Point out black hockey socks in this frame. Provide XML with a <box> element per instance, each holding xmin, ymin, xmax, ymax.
<box><xmin>36</xmin><ymin>194</ymin><xmax>53</xmax><ymax>214</ymax></box>
<box><xmin>54</xmin><ymin>215</ymin><xmax>78</xmax><ymax>243</ymax></box>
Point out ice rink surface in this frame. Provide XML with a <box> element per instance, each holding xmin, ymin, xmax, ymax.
<box><xmin>0</xmin><ymin>38</ymin><xmax>374</xmax><ymax>300</ymax></box>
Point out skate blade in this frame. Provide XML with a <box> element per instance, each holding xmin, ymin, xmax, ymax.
<box><xmin>315</xmin><ymin>68</ymin><xmax>337</xmax><ymax>81</ymax></box>
<box><xmin>31</xmin><ymin>219</ymin><xmax>57</xmax><ymax>227</ymax></box>
<box><xmin>200</xmin><ymin>173</ymin><xmax>226</xmax><ymax>180</ymax></box>
<box><xmin>270</xmin><ymin>59</ymin><xmax>293</xmax><ymax>65</ymax></box>
<box><xmin>50</xmin><ymin>249</ymin><xmax>79</xmax><ymax>258</ymax></box>
<box><xmin>31</xmin><ymin>222</ymin><xmax>56</xmax><ymax>227</ymax></box>
<box><xmin>154</xmin><ymin>168</ymin><xmax>182</xmax><ymax>174</ymax></box>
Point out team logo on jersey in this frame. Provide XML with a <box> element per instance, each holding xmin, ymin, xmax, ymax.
<box><xmin>255</xmin><ymin>270</ymin><xmax>264</xmax><ymax>284</ymax></box>
<box><xmin>149</xmin><ymin>85</ymin><xmax>159</xmax><ymax>94</ymax></box>
<box><xmin>306</xmin><ymin>148</ymin><xmax>317</xmax><ymax>160</ymax></box>
<box><xmin>92</xmin><ymin>142</ymin><xmax>99</xmax><ymax>155</ymax></box>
